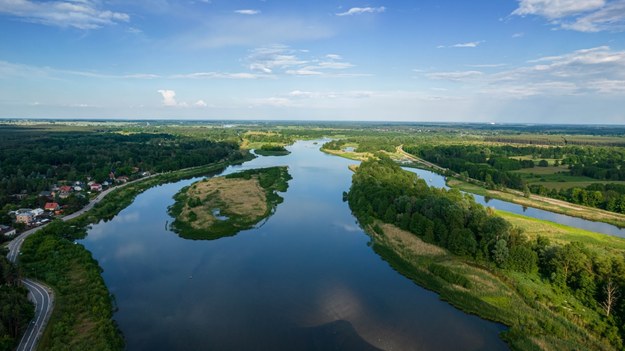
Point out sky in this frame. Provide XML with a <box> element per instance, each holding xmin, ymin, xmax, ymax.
<box><xmin>0</xmin><ymin>0</ymin><xmax>624</xmax><ymax>123</ymax></box>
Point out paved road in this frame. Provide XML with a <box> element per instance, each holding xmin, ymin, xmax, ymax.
<box><xmin>5</xmin><ymin>175</ymin><xmax>155</xmax><ymax>351</ymax></box>
<box><xmin>15</xmin><ymin>279</ymin><xmax>54</xmax><ymax>351</ymax></box>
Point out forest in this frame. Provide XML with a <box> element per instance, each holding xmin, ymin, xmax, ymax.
<box><xmin>0</xmin><ymin>251</ymin><xmax>34</xmax><ymax>351</ymax></box>
<box><xmin>0</xmin><ymin>126</ymin><xmax>244</xmax><ymax>224</ymax></box>
<box><xmin>403</xmin><ymin>144</ymin><xmax>625</xmax><ymax>215</ymax></box>
<box><xmin>348</xmin><ymin>156</ymin><xmax>625</xmax><ymax>349</ymax></box>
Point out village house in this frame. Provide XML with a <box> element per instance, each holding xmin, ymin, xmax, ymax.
<box><xmin>90</xmin><ymin>183</ymin><xmax>103</xmax><ymax>192</ymax></box>
<box><xmin>116</xmin><ymin>176</ymin><xmax>129</xmax><ymax>183</ymax></box>
<box><xmin>44</xmin><ymin>202</ymin><xmax>60</xmax><ymax>212</ymax></box>
<box><xmin>15</xmin><ymin>211</ymin><xmax>34</xmax><ymax>225</ymax></box>
<box><xmin>0</xmin><ymin>225</ymin><xmax>16</xmax><ymax>237</ymax></box>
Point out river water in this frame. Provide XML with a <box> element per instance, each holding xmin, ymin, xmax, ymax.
<box><xmin>404</xmin><ymin>168</ymin><xmax>625</xmax><ymax>238</ymax></box>
<box><xmin>82</xmin><ymin>140</ymin><xmax>509</xmax><ymax>350</ymax></box>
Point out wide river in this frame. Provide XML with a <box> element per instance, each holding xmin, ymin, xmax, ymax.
<box><xmin>81</xmin><ymin>139</ymin><xmax>625</xmax><ymax>350</ymax></box>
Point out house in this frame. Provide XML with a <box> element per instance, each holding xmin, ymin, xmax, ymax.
<box><xmin>44</xmin><ymin>202</ymin><xmax>60</xmax><ymax>211</ymax></box>
<box><xmin>141</xmin><ymin>171</ymin><xmax>151</xmax><ymax>177</ymax></box>
<box><xmin>74</xmin><ymin>186</ymin><xmax>83</xmax><ymax>191</ymax></box>
<box><xmin>90</xmin><ymin>183</ymin><xmax>102</xmax><ymax>192</ymax></box>
<box><xmin>0</xmin><ymin>225</ymin><xmax>16</xmax><ymax>237</ymax></box>
<box><xmin>39</xmin><ymin>191</ymin><xmax>53</xmax><ymax>198</ymax></box>
<box><xmin>59</xmin><ymin>185</ymin><xmax>73</xmax><ymax>193</ymax></box>
<box><xmin>102</xmin><ymin>181</ymin><xmax>110</xmax><ymax>187</ymax></box>
<box><xmin>116</xmin><ymin>176</ymin><xmax>129</xmax><ymax>183</ymax></box>
<box><xmin>15</xmin><ymin>212</ymin><xmax>34</xmax><ymax>225</ymax></box>
<box><xmin>31</xmin><ymin>208</ymin><xmax>44</xmax><ymax>217</ymax></box>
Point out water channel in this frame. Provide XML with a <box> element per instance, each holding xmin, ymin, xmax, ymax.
<box><xmin>81</xmin><ymin>139</ymin><xmax>625</xmax><ymax>350</ymax></box>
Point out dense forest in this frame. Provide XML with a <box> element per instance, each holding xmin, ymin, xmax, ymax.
<box><xmin>0</xmin><ymin>251</ymin><xmax>34</xmax><ymax>351</ymax></box>
<box><xmin>0</xmin><ymin>127</ymin><xmax>245</xmax><ymax>223</ymax></box>
<box><xmin>348</xmin><ymin>156</ymin><xmax>625</xmax><ymax>349</ymax></box>
<box><xmin>404</xmin><ymin>144</ymin><xmax>625</xmax><ymax>214</ymax></box>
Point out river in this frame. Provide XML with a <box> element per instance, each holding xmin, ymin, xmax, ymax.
<box><xmin>82</xmin><ymin>140</ymin><xmax>509</xmax><ymax>350</ymax></box>
<box><xmin>404</xmin><ymin>168</ymin><xmax>625</xmax><ymax>238</ymax></box>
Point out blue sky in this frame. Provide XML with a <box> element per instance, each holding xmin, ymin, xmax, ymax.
<box><xmin>0</xmin><ymin>0</ymin><xmax>624</xmax><ymax>123</ymax></box>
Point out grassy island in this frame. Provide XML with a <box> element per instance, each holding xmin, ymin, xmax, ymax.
<box><xmin>169</xmin><ymin>166</ymin><xmax>291</xmax><ymax>240</ymax></box>
<box><xmin>254</xmin><ymin>144</ymin><xmax>291</xmax><ymax>156</ymax></box>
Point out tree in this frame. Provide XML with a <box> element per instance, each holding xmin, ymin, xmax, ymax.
<box><xmin>601</xmin><ymin>279</ymin><xmax>619</xmax><ymax>317</ymax></box>
<box><xmin>492</xmin><ymin>239</ymin><xmax>509</xmax><ymax>267</ymax></box>
<box><xmin>538</xmin><ymin>159</ymin><xmax>549</xmax><ymax>167</ymax></box>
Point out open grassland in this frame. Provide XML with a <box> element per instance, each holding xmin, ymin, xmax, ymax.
<box><xmin>369</xmin><ymin>222</ymin><xmax>614</xmax><ymax>351</ymax></box>
<box><xmin>499</xmin><ymin>211</ymin><xmax>625</xmax><ymax>255</ymax></box>
<box><xmin>447</xmin><ymin>178</ymin><xmax>625</xmax><ymax>228</ymax></box>
<box><xmin>178</xmin><ymin>177</ymin><xmax>267</xmax><ymax>230</ymax></box>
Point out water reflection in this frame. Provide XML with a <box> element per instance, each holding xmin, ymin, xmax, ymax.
<box><xmin>81</xmin><ymin>140</ymin><xmax>507</xmax><ymax>351</ymax></box>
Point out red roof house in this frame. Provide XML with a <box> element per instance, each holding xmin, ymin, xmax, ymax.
<box><xmin>44</xmin><ymin>202</ymin><xmax>60</xmax><ymax>211</ymax></box>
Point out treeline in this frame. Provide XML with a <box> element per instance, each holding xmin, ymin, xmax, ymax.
<box><xmin>0</xmin><ymin>252</ymin><xmax>34</xmax><ymax>351</ymax></box>
<box><xmin>531</xmin><ymin>183</ymin><xmax>625</xmax><ymax>214</ymax></box>
<box><xmin>0</xmin><ymin>127</ymin><xmax>243</xmax><ymax>220</ymax></box>
<box><xmin>404</xmin><ymin>144</ymin><xmax>528</xmax><ymax>189</ymax></box>
<box><xmin>348</xmin><ymin>157</ymin><xmax>625</xmax><ymax>348</ymax></box>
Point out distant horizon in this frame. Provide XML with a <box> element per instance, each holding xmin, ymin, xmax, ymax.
<box><xmin>2</xmin><ymin>117</ymin><xmax>625</xmax><ymax>127</ymax></box>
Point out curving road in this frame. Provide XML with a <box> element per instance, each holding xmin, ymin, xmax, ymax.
<box><xmin>6</xmin><ymin>175</ymin><xmax>156</xmax><ymax>351</ymax></box>
<box><xmin>16</xmin><ymin>279</ymin><xmax>54</xmax><ymax>351</ymax></box>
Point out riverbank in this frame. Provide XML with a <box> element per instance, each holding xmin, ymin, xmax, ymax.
<box><xmin>366</xmin><ymin>221</ymin><xmax>614</xmax><ymax>351</ymax></box>
<box><xmin>18</xmin><ymin>152</ymin><xmax>255</xmax><ymax>350</ymax></box>
<box><xmin>448</xmin><ymin>178</ymin><xmax>625</xmax><ymax>229</ymax></box>
<box><xmin>168</xmin><ymin>166</ymin><xmax>291</xmax><ymax>240</ymax></box>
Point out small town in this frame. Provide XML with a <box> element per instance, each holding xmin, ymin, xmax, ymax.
<box><xmin>1</xmin><ymin>170</ymin><xmax>151</xmax><ymax>240</ymax></box>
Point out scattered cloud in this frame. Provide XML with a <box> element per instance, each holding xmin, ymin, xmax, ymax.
<box><xmin>512</xmin><ymin>32</ymin><xmax>525</xmax><ymax>38</ymax></box>
<box><xmin>438</xmin><ymin>41</ymin><xmax>484</xmax><ymax>49</ymax></box>
<box><xmin>336</xmin><ymin>6</ymin><xmax>385</xmax><ymax>16</ymax></box>
<box><xmin>157</xmin><ymin>90</ymin><xmax>178</xmax><ymax>106</ymax></box>
<box><xmin>426</xmin><ymin>71</ymin><xmax>484</xmax><ymax>81</ymax></box>
<box><xmin>247</xmin><ymin>45</ymin><xmax>362</xmax><ymax>77</ymax></box>
<box><xmin>0</xmin><ymin>0</ymin><xmax>130</xmax><ymax>29</ymax></box>
<box><xmin>234</xmin><ymin>9</ymin><xmax>260</xmax><ymax>15</ymax></box>
<box><xmin>423</xmin><ymin>46</ymin><xmax>625</xmax><ymax>98</ymax></box>
<box><xmin>194</xmin><ymin>100</ymin><xmax>208</xmax><ymax>107</ymax></box>
<box><xmin>512</xmin><ymin>0</ymin><xmax>625</xmax><ymax>32</ymax></box>
<box><xmin>170</xmin><ymin>72</ymin><xmax>263</xmax><ymax>79</ymax></box>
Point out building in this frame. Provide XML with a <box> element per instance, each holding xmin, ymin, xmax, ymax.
<box><xmin>31</xmin><ymin>208</ymin><xmax>44</xmax><ymax>217</ymax></box>
<box><xmin>44</xmin><ymin>202</ymin><xmax>60</xmax><ymax>211</ymax></box>
<box><xmin>15</xmin><ymin>212</ymin><xmax>34</xmax><ymax>225</ymax></box>
<box><xmin>90</xmin><ymin>183</ymin><xmax>102</xmax><ymax>192</ymax></box>
<box><xmin>0</xmin><ymin>225</ymin><xmax>16</xmax><ymax>237</ymax></box>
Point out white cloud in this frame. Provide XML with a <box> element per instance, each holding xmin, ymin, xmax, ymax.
<box><xmin>424</xmin><ymin>46</ymin><xmax>625</xmax><ymax>97</ymax></box>
<box><xmin>512</xmin><ymin>0</ymin><xmax>625</xmax><ymax>32</ymax></box>
<box><xmin>235</xmin><ymin>9</ymin><xmax>260</xmax><ymax>15</ymax></box>
<box><xmin>438</xmin><ymin>41</ymin><xmax>484</xmax><ymax>49</ymax></box>
<box><xmin>426</xmin><ymin>71</ymin><xmax>484</xmax><ymax>81</ymax></box>
<box><xmin>0</xmin><ymin>0</ymin><xmax>130</xmax><ymax>29</ymax></box>
<box><xmin>336</xmin><ymin>6</ymin><xmax>385</xmax><ymax>16</ymax></box>
<box><xmin>512</xmin><ymin>0</ymin><xmax>605</xmax><ymax>18</ymax></box>
<box><xmin>247</xmin><ymin>45</ymin><xmax>360</xmax><ymax>77</ymax></box>
<box><xmin>157</xmin><ymin>90</ymin><xmax>178</xmax><ymax>106</ymax></box>
<box><xmin>194</xmin><ymin>100</ymin><xmax>208</xmax><ymax>107</ymax></box>
<box><xmin>170</xmin><ymin>72</ymin><xmax>263</xmax><ymax>79</ymax></box>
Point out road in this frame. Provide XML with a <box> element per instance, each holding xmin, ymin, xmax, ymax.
<box><xmin>15</xmin><ymin>279</ymin><xmax>54</xmax><ymax>351</ymax></box>
<box><xmin>5</xmin><ymin>175</ymin><xmax>155</xmax><ymax>351</ymax></box>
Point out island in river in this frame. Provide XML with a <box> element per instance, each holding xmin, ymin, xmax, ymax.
<box><xmin>168</xmin><ymin>166</ymin><xmax>291</xmax><ymax>240</ymax></box>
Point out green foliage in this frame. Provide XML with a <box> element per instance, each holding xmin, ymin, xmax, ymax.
<box><xmin>348</xmin><ymin>157</ymin><xmax>625</xmax><ymax>349</ymax></box>
<box><xmin>254</xmin><ymin>144</ymin><xmax>290</xmax><ymax>156</ymax></box>
<box><xmin>0</xmin><ymin>253</ymin><xmax>34</xmax><ymax>351</ymax></box>
<box><xmin>170</xmin><ymin>167</ymin><xmax>292</xmax><ymax>240</ymax></box>
<box><xmin>19</xmin><ymin>221</ymin><xmax>124</xmax><ymax>350</ymax></box>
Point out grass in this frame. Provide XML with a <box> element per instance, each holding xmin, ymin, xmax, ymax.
<box><xmin>447</xmin><ymin>177</ymin><xmax>625</xmax><ymax>228</ymax></box>
<box><xmin>366</xmin><ymin>221</ymin><xmax>615</xmax><ymax>351</ymax></box>
<box><xmin>513</xmin><ymin>166</ymin><xmax>570</xmax><ymax>175</ymax></box>
<box><xmin>169</xmin><ymin>166</ymin><xmax>291</xmax><ymax>240</ymax></box>
<box><xmin>498</xmin><ymin>211</ymin><xmax>625</xmax><ymax>255</ymax></box>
